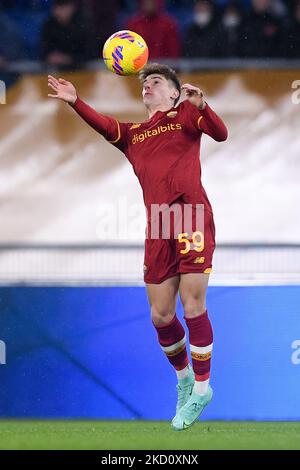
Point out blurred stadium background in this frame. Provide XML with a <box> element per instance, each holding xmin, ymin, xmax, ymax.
<box><xmin>0</xmin><ymin>0</ymin><xmax>300</xmax><ymax>444</ymax></box>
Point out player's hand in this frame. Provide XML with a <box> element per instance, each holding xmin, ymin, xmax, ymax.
<box><xmin>48</xmin><ymin>75</ymin><xmax>77</xmax><ymax>104</ymax></box>
<box><xmin>181</xmin><ymin>83</ymin><xmax>206</xmax><ymax>110</ymax></box>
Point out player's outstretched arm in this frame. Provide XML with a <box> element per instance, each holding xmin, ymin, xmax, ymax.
<box><xmin>181</xmin><ymin>83</ymin><xmax>228</xmax><ymax>142</ymax></box>
<box><xmin>48</xmin><ymin>75</ymin><xmax>123</xmax><ymax>146</ymax></box>
<box><xmin>48</xmin><ymin>75</ymin><xmax>77</xmax><ymax>104</ymax></box>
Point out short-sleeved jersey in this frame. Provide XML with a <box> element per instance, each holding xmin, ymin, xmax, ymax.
<box><xmin>72</xmin><ymin>98</ymin><xmax>228</xmax><ymax>215</ymax></box>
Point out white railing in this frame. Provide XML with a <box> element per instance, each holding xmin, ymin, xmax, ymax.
<box><xmin>0</xmin><ymin>243</ymin><xmax>299</xmax><ymax>286</ymax></box>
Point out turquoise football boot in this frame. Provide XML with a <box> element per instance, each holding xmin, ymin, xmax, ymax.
<box><xmin>171</xmin><ymin>385</ymin><xmax>213</xmax><ymax>431</ymax></box>
<box><xmin>175</xmin><ymin>365</ymin><xmax>195</xmax><ymax>414</ymax></box>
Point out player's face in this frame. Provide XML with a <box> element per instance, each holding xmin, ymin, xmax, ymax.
<box><xmin>142</xmin><ymin>74</ymin><xmax>177</xmax><ymax>107</ymax></box>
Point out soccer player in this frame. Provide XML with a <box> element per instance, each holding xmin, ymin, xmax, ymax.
<box><xmin>48</xmin><ymin>63</ymin><xmax>228</xmax><ymax>430</ymax></box>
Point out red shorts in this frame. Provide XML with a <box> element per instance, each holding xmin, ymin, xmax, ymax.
<box><xmin>143</xmin><ymin>204</ymin><xmax>216</xmax><ymax>284</ymax></box>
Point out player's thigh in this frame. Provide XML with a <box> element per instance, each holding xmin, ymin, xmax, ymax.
<box><xmin>146</xmin><ymin>275</ymin><xmax>180</xmax><ymax>325</ymax></box>
<box><xmin>144</xmin><ymin>237</ymin><xmax>177</xmax><ymax>284</ymax></box>
<box><xmin>176</xmin><ymin>206</ymin><xmax>216</xmax><ymax>277</ymax></box>
<box><xmin>179</xmin><ymin>272</ymin><xmax>210</xmax><ymax>318</ymax></box>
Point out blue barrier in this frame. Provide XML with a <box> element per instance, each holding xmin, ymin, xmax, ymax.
<box><xmin>0</xmin><ymin>286</ymin><xmax>299</xmax><ymax>420</ymax></box>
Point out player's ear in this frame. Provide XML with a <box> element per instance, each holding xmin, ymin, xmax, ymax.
<box><xmin>170</xmin><ymin>89</ymin><xmax>180</xmax><ymax>101</ymax></box>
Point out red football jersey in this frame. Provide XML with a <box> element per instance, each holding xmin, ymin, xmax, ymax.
<box><xmin>72</xmin><ymin>98</ymin><xmax>228</xmax><ymax>215</ymax></box>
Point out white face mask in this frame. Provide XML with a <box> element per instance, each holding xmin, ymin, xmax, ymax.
<box><xmin>194</xmin><ymin>11</ymin><xmax>212</xmax><ymax>27</ymax></box>
<box><xmin>223</xmin><ymin>14</ymin><xmax>240</xmax><ymax>28</ymax></box>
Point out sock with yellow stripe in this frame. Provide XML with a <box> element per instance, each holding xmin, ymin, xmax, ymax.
<box><xmin>153</xmin><ymin>314</ymin><xmax>189</xmax><ymax>375</ymax></box>
<box><xmin>185</xmin><ymin>310</ymin><xmax>213</xmax><ymax>396</ymax></box>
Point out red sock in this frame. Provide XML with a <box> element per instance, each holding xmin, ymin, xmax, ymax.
<box><xmin>153</xmin><ymin>314</ymin><xmax>189</xmax><ymax>371</ymax></box>
<box><xmin>185</xmin><ymin>310</ymin><xmax>213</xmax><ymax>382</ymax></box>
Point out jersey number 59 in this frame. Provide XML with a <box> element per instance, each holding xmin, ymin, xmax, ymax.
<box><xmin>178</xmin><ymin>231</ymin><xmax>204</xmax><ymax>254</ymax></box>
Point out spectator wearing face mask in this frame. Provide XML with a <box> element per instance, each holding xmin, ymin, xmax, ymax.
<box><xmin>215</xmin><ymin>1</ymin><xmax>244</xmax><ymax>57</ymax></box>
<box><xmin>182</xmin><ymin>0</ymin><xmax>219</xmax><ymax>58</ymax></box>
<box><xmin>239</xmin><ymin>0</ymin><xmax>284</xmax><ymax>57</ymax></box>
<box><xmin>126</xmin><ymin>0</ymin><xmax>181</xmax><ymax>58</ymax></box>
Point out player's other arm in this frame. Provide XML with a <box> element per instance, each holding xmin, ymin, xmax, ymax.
<box><xmin>197</xmin><ymin>103</ymin><xmax>228</xmax><ymax>142</ymax></box>
<box><xmin>47</xmin><ymin>75</ymin><xmax>121</xmax><ymax>144</ymax></box>
<box><xmin>181</xmin><ymin>83</ymin><xmax>228</xmax><ymax>142</ymax></box>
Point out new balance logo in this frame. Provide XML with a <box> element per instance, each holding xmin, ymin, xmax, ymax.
<box><xmin>0</xmin><ymin>340</ymin><xmax>6</xmax><ymax>365</ymax></box>
<box><xmin>194</xmin><ymin>256</ymin><xmax>205</xmax><ymax>264</ymax></box>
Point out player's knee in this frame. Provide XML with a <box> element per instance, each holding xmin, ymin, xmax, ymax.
<box><xmin>151</xmin><ymin>306</ymin><xmax>174</xmax><ymax>326</ymax></box>
<box><xmin>183</xmin><ymin>300</ymin><xmax>206</xmax><ymax>319</ymax></box>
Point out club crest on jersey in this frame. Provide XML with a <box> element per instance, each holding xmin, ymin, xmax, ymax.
<box><xmin>130</xmin><ymin>123</ymin><xmax>142</xmax><ymax>130</ymax></box>
<box><xmin>166</xmin><ymin>111</ymin><xmax>178</xmax><ymax>118</ymax></box>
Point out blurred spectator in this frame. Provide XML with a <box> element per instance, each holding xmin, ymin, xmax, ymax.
<box><xmin>215</xmin><ymin>1</ymin><xmax>244</xmax><ymax>57</ymax></box>
<box><xmin>0</xmin><ymin>0</ymin><xmax>298</xmax><ymax>66</ymax></box>
<box><xmin>283</xmin><ymin>0</ymin><xmax>300</xmax><ymax>57</ymax></box>
<box><xmin>81</xmin><ymin>0</ymin><xmax>118</xmax><ymax>51</ymax></box>
<box><xmin>183</xmin><ymin>0</ymin><xmax>219</xmax><ymax>57</ymax></box>
<box><xmin>0</xmin><ymin>6</ymin><xmax>24</xmax><ymax>67</ymax></box>
<box><xmin>41</xmin><ymin>0</ymin><xmax>95</xmax><ymax>69</ymax></box>
<box><xmin>0</xmin><ymin>5</ymin><xmax>23</xmax><ymax>87</ymax></box>
<box><xmin>126</xmin><ymin>0</ymin><xmax>181</xmax><ymax>58</ymax></box>
<box><xmin>240</xmin><ymin>0</ymin><xmax>284</xmax><ymax>57</ymax></box>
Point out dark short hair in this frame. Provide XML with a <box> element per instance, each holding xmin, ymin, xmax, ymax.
<box><xmin>139</xmin><ymin>63</ymin><xmax>181</xmax><ymax>106</ymax></box>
